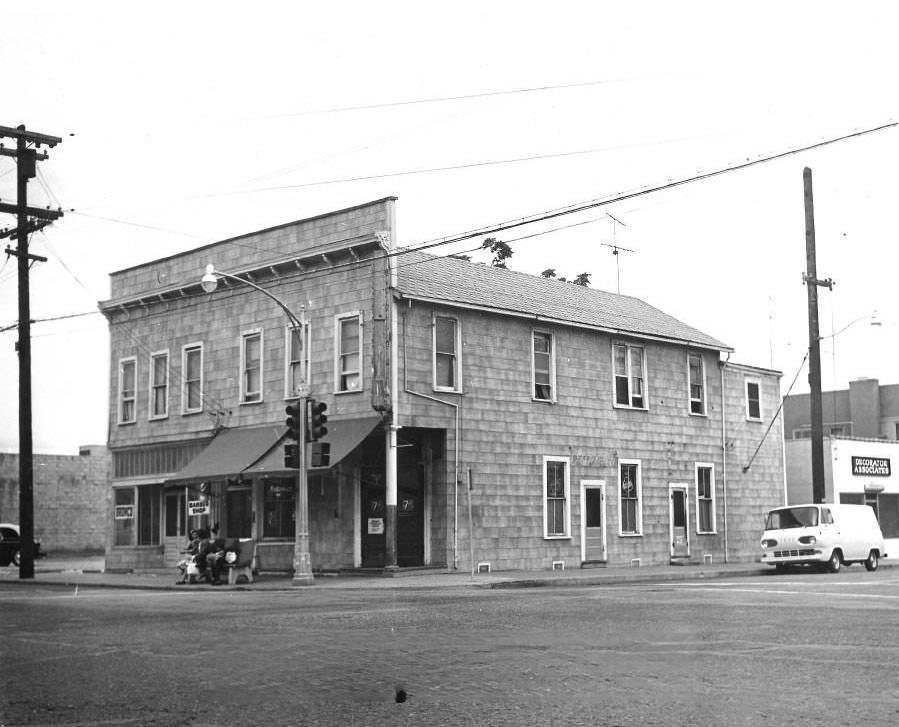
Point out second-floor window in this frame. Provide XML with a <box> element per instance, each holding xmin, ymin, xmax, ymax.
<box><xmin>241</xmin><ymin>330</ymin><xmax>263</xmax><ymax>403</ymax></box>
<box><xmin>149</xmin><ymin>351</ymin><xmax>169</xmax><ymax>419</ymax></box>
<box><xmin>285</xmin><ymin>323</ymin><xmax>310</xmax><ymax>398</ymax></box>
<box><xmin>336</xmin><ymin>313</ymin><xmax>362</xmax><ymax>392</ymax></box>
<box><xmin>182</xmin><ymin>343</ymin><xmax>203</xmax><ymax>414</ymax></box>
<box><xmin>688</xmin><ymin>352</ymin><xmax>705</xmax><ymax>415</ymax></box>
<box><xmin>434</xmin><ymin>315</ymin><xmax>459</xmax><ymax>391</ymax></box>
<box><xmin>533</xmin><ymin>331</ymin><xmax>554</xmax><ymax>401</ymax></box>
<box><xmin>613</xmin><ymin>343</ymin><xmax>645</xmax><ymax>409</ymax></box>
<box><xmin>119</xmin><ymin>357</ymin><xmax>136</xmax><ymax>424</ymax></box>
<box><xmin>745</xmin><ymin>378</ymin><xmax>761</xmax><ymax>420</ymax></box>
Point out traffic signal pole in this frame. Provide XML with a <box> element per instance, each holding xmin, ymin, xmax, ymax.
<box><xmin>292</xmin><ymin>395</ymin><xmax>313</xmax><ymax>585</ymax></box>
<box><xmin>0</xmin><ymin>124</ymin><xmax>63</xmax><ymax>579</ymax></box>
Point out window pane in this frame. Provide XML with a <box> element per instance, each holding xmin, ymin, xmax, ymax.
<box><xmin>629</xmin><ymin>347</ymin><xmax>644</xmax><ymax>378</ymax></box>
<box><xmin>114</xmin><ymin>488</ymin><xmax>135</xmax><ymax>546</ymax></box>
<box><xmin>699</xmin><ymin>500</ymin><xmax>712</xmax><ymax>532</ymax></box>
<box><xmin>436</xmin><ymin>355</ymin><xmax>454</xmax><ymax>388</ymax></box>
<box><xmin>546</xmin><ymin>461</ymin><xmax>565</xmax><ymax>498</ymax></box>
<box><xmin>264</xmin><ymin>480</ymin><xmax>296</xmax><ymax>539</ymax></box>
<box><xmin>122</xmin><ymin>361</ymin><xmax>135</xmax><ymax>394</ymax></box>
<box><xmin>341</xmin><ymin>319</ymin><xmax>359</xmax><ymax>353</ymax></box>
<box><xmin>436</xmin><ymin>318</ymin><xmax>456</xmax><ymax>354</ymax></box>
<box><xmin>615</xmin><ymin>376</ymin><xmax>629</xmax><ymax>406</ymax></box>
<box><xmin>613</xmin><ymin>345</ymin><xmax>626</xmax><ymax>375</ymax></box>
<box><xmin>747</xmin><ymin>382</ymin><xmax>761</xmax><ymax>418</ymax></box>
<box><xmin>548</xmin><ymin>499</ymin><xmax>565</xmax><ymax>535</ymax></box>
<box><xmin>137</xmin><ymin>485</ymin><xmax>160</xmax><ymax>545</ymax></box>
<box><xmin>878</xmin><ymin>494</ymin><xmax>899</xmax><ymax>538</ymax></box>
<box><xmin>186</xmin><ymin>349</ymin><xmax>200</xmax><ymax>380</ymax></box>
<box><xmin>226</xmin><ymin>488</ymin><xmax>253</xmax><ymax>538</ymax></box>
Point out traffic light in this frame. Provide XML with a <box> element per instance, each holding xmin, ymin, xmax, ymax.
<box><xmin>310</xmin><ymin>441</ymin><xmax>331</xmax><ymax>468</ymax></box>
<box><xmin>283</xmin><ymin>442</ymin><xmax>299</xmax><ymax>469</ymax></box>
<box><xmin>309</xmin><ymin>399</ymin><xmax>328</xmax><ymax>441</ymax></box>
<box><xmin>285</xmin><ymin>401</ymin><xmax>302</xmax><ymax>441</ymax></box>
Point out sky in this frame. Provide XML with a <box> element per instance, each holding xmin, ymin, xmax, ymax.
<box><xmin>2</xmin><ymin>1</ymin><xmax>897</xmax><ymax>454</ymax></box>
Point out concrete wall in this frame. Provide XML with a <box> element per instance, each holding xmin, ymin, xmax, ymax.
<box><xmin>0</xmin><ymin>449</ymin><xmax>110</xmax><ymax>553</ymax></box>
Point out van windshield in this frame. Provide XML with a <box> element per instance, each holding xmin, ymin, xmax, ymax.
<box><xmin>765</xmin><ymin>506</ymin><xmax>819</xmax><ymax>529</ymax></box>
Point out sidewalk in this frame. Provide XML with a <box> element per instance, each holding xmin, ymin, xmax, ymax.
<box><xmin>0</xmin><ymin>554</ymin><xmax>803</xmax><ymax>592</ymax></box>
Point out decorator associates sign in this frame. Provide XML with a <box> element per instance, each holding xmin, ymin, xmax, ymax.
<box><xmin>852</xmin><ymin>456</ymin><xmax>891</xmax><ymax>477</ymax></box>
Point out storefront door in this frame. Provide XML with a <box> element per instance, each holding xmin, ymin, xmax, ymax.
<box><xmin>581</xmin><ymin>481</ymin><xmax>606</xmax><ymax>563</ymax></box>
<box><xmin>669</xmin><ymin>484</ymin><xmax>690</xmax><ymax>559</ymax></box>
<box><xmin>163</xmin><ymin>490</ymin><xmax>187</xmax><ymax>567</ymax></box>
<box><xmin>361</xmin><ymin>469</ymin><xmax>386</xmax><ymax>568</ymax></box>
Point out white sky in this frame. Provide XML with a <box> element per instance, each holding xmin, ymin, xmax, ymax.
<box><xmin>2</xmin><ymin>1</ymin><xmax>897</xmax><ymax>454</ymax></box>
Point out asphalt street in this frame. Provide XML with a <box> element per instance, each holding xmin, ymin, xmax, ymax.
<box><xmin>3</xmin><ymin>569</ymin><xmax>899</xmax><ymax>726</ymax></box>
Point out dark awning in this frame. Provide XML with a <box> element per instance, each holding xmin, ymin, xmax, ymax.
<box><xmin>243</xmin><ymin>415</ymin><xmax>383</xmax><ymax>476</ymax></box>
<box><xmin>167</xmin><ymin>425</ymin><xmax>285</xmax><ymax>483</ymax></box>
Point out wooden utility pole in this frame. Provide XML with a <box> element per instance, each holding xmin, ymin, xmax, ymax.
<box><xmin>802</xmin><ymin>167</ymin><xmax>832</xmax><ymax>505</ymax></box>
<box><xmin>0</xmin><ymin>124</ymin><xmax>63</xmax><ymax>579</ymax></box>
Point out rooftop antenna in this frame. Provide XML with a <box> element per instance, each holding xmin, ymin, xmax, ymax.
<box><xmin>601</xmin><ymin>213</ymin><xmax>633</xmax><ymax>294</ymax></box>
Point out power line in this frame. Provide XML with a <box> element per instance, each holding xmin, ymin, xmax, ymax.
<box><xmin>265</xmin><ymin>78</ymin><xmax>624</xmax><ymax>118</ymax></box>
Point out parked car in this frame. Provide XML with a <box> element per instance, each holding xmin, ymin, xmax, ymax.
<box><xmin>0</xmin><ymin>523</ymin><xmax>45</xmax><ymax>567</ymax></box>
<box><xmin>760</xmin><ymin>504</ymin><xmax>886</xmax><ymax>572</ymax></box>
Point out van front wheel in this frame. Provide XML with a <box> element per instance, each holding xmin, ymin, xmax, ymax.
<box><xmin>828</xmin><ymin>549</ymin><xmax>842</xmax><ymax>573</ymax></box>
<box><xmin>865</xmin><ymin>551</ymin><xmax>879</xmax><ymax>572</ymax></box>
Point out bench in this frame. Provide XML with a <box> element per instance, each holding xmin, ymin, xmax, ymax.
<box><xmin>221</xmin><ymin>538</ymin><xmax>256</xmax><ymax>585</ymax></box>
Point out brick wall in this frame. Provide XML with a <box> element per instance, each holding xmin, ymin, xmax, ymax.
<box><xmin>0</xmin><ymin>450</ymin><xmax>110</xmax><ymax>553</ymax></box>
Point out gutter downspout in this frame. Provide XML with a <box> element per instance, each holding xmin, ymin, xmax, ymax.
<box><xmin>720</xmin><ymin>353</ymin><xmax>731</xmax><ymax>563</ymax></box>
<box><xmin>401</xmin><ymin>304</ymin><xmax>462</xmax><ymax>570</ymax></box>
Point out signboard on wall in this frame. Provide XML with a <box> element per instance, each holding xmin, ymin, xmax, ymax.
<box><xmin>114</xmin><ymin>505</ymin><xmax>134</xmax><ymax>520</ymax></box>
<box><xmin>852</xmin><ymin>456</ymin><xmax>891</xmax><ymax>477</ymax></box>
<box><xmin>188</xmin><ymin>499</ymin><xmax>210</xmax><ymax>516</ymax></box>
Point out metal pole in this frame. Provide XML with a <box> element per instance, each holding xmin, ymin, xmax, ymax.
<box><xmin>804</xmin><ymin>167</ymin><xmax>829</xmax><ymax>504</ymax></box>
<box><xmin>16</xmin><ymin>128</ymin><xmax>34</xmax><ymax>579</ymax></box>
<box><xmin>292</xmin><ymin>393</ymin><xmax>313</xmax><ymax>584</ymax></box>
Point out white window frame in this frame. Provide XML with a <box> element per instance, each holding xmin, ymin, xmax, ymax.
<box><xmin>745</xmin><ymin>377</ymin><xmax>762</xmax><ymax>421</ymax></box>
<box><xmin>612</xmin><ymin>342</ymin><xmax>647</xmax><ymax>409</ymax></box>
<box><xmin>433</xmin><ymin>314</ymin><xmax>461</xmax><ymax>392</ymax></box>
<box><xmin>148</xmin><ymin>349</ymin><xmax>169</xmax><ymax>420</ymax></box>
<box><xmin>542</xmin><ymin>455</ymin><xmax>571</xmax><ymax>539</ymax></box>
<box><xmin>284</xmin><ymin>322</ymin><xmax>310</xmax><ymax>399</ymax></box>
<box><xmin>617</xmin><ymin>458</ymin><xmax>643</xmax><ymax>536</ymax></box>
<box><xmin>240</xmin><ymin>328</ymin><xmax>264</xmax><ymax>404</ymax></box>
<box><xmin>118</xmin><ymin>356</ymin><xmax>137</xmax><ymax>425</ymax></box>
<box><xmin>687</xmin><ymin>351</ymin><xmax>706</xmax><ymax>416</ymax></box>
<box><xmin>181</xmin><ymin>342</ymin><xmax>204</xmax><ymax>415</ymax></box>
<box><xmin>335</xmin><ymin>312</ymin><xmax>363</xmax><ymax>394</ymax></box>
<box><xmin>532</xmin><ymin>329</ymin><xmax>556</xmax><ymax>402</ymax></box>
<box><xmin>695</xmin><ymin>462</ymin><xmax>716</xmax><ymax>534</ymax></box>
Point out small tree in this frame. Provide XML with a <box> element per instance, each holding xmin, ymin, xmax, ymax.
<box><xmin>572</xmin><ymin>272</ymin><xmax>591</xmax><ymax>287</ymax></box>
<box><xmin>540</xmin><ymin>268</ymin><xmax>557</xmax><ymax>279</ymax></box>
<box><xmin>481</xmin><ymin>237</ymin><xmax>513</xmax><ymax>268</ymax></box>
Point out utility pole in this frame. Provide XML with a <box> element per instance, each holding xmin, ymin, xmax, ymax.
<box><xmin>802</xmin><ymin>167</ymin><xmax>832</xmax><ymax>505</ymax></box>
<box><xmin>0</xmin><ymin>124</ymin><xmax>63</xmax><ymax>579</ymax></box>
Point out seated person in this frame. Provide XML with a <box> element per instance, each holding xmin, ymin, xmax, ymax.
<box><xmin>175</xmin><ymin>529</ymin><xmax>201</xmax><ymax>584</ymax></box>
<box><xmin>203</xmin><ymin>528</ymin><xmax>228</xmax><ymax>585</ymax></box>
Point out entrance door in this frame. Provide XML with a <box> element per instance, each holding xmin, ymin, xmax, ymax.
<box><xmin>361</xmin><ymin>469</ymin><xmax>386</xmax><ymax>568</ymax></box>
<box><xmin>397</xmin><ymin>463</ymin><xmax>424</xmax><ymax>567</ymax></box>
<box><xmin>581</xmin><ymin>481</ymin><xmax>606</xmax><ymax>563</ymax></box>
<box><xmin>669</xmin><ymin>485</ymin><xmax>690</xmax><ymax>559</ymax></box>
<box><xmin>163</xmin><ymin>490</ymin><xmax>187</xmax><ymax>567</ymax></box>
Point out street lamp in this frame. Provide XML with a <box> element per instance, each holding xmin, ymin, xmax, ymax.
<box><xmin>200</xmin><ymin>264</ymin><xmax>313</xmax><ymax>585</ymax></box>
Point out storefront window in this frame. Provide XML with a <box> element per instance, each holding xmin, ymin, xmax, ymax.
<box><xmin>114</xmin><ymin>488</ymin><xmax>135</xmax><ymax>546</ymax></box>
<box><xmin>114</xmin><ymin>485</ymin><xmax>161</xmax><ymax>546</ymax></box>
<box><xmin>263</xmin><ymin>479</ymin><xmax>295</xmax><ymax>539</ymax></box>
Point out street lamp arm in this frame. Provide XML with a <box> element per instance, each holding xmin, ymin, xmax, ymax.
<box><xmin>201</xmin><ymin>264</ymin><xmax>303</xmax><ymax>330</ymax></box>
<box><xmin>818</xmin><ymin>311</ymin><xmax>880</xmax><ymax>341</ymax></box>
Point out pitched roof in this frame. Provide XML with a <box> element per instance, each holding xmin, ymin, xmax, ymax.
<box><xmin>395</xmin><ymin>251</ymin><xmax>731</xmax><ymax>351</ymax></box>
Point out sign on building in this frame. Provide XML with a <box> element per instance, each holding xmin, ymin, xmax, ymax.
<box><xmin>188</xmin><ymin>499</ymin><xmax>210</xmax><ymax>516</ymax></box>
<box><xmin>852</xmin><ymin>456</ymin><xmax>891</xmax><ymax>477</ymax></box>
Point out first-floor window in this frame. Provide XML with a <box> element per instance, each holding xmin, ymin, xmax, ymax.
<box><xmin>618</xmin><ymin>460</ymin><xmax>642</xmax><ymax>535</ymax></box>
<box><xmin>543</xmin><ymin>456</ymin><xmax>570</xmax><ymax>538</ymax></box>
<box><xmin>114</xmin><ymin>485</ymin><xmax>161</xmax><ymax>546</ymax></box>
<box><xmin>263</xmin><ymin>479</ymin><xmax>295</xmax><ymax>539</ymax></box>
<box><xmin>696</xmin><ymin>464</ymin><xmax>715</xmax><ymax>533</ymax></box>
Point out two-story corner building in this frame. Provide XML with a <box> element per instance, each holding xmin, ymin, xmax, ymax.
<box><xmin>99</xmin><ymin>197</ymin><xmax>784</xmax><ymax>574</ymax></box>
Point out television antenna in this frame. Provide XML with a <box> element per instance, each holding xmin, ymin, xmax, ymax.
<box><xmin>601</xmin><ymin>213</ymin><xmax>634</xmax><ymax>294</ymax></box>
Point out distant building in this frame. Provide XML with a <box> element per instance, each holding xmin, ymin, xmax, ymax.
<box><xmin>98</xmin><ymin>198</ymin><xmax>785</xmax><ymax>574</ymax></box>
<box><xmin>0</xmin><ymin>448</ymin><xmax>110</xmax><ymax>553</ymax></box>
<box><xmin>783</xmin><ymin>378</ymin><xmax>899</xmax><ymax>556</ymax></box>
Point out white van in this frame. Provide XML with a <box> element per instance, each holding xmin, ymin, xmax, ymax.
<box><xmin>760</xmin><ymin>504</ymin><xmax>886</xmax><ymax>572</ymax></box>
